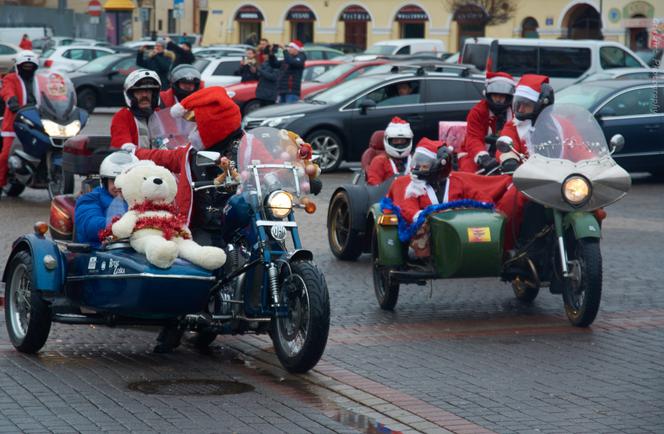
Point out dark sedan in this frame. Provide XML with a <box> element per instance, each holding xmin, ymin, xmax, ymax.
<box><xmin>68</xmin><ymin>53</ymin><xmax>138</xmax><ymax>113</ymax></box>
<box><xmin>557</xmin><ymin>80</ymin><xmax>664</xmax><ymax>176</ymax></box>
<box><xmin>243</xmin><ymin>71</ymin><xmax>484</xmax><ymax>171</ymax></box>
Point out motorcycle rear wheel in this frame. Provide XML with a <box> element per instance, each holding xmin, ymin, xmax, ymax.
<box><xmin>271</xmin><ymin>260</ymin><xmax>330</xmax><ymax>373</ymax></box>
<box><xmin>561</xmin><ymin>238</ymin><xmax>602</xmax><ymax>327</ymax></box>
<box><xmin>4</xmin><ymin>251</ymin><xmax>52</xmax><ymax>353</ymax></box>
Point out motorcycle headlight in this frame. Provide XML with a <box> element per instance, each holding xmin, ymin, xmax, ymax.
<box><xmin>267</xmin><ymin>190</ymin><xmax>293</xmax><ymax>219</ymax></box>
<box><xmin>562</xmin><ymin>175</ymin><xmax>591</xmax><ymax>206</ymax></box>
<box><xmin>42</xmin><ymin>120</ymin><xmax>81</xmax><ymax>137</ymax></box>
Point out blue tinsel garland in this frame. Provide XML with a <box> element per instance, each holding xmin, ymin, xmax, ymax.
<box><xmin>379</xmin><ymin>197</ymin><xmax>495</xmax><ymax>242</ymax></box>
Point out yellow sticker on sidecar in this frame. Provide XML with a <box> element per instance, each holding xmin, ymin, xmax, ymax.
<box><xmin>467</xmin><ymin>227</ymin><xmax>491</xmax><ymax>243</ymax></box>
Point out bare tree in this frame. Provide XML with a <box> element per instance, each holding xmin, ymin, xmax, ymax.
<box><xmin>446</xmin><ymin>0</ymin><xmax>519</xmax><ymax>26</ymax></box>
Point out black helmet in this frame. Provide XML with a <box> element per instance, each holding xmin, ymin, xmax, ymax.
<box><xmin>169</xmin><ymin>64</ymin><xmax>201</xmax><ymax>101</ymax></box>
<box><xmin>411</xmin><ymin>142</ymin><xmax>453</xmax><ymax>183</ymax></box>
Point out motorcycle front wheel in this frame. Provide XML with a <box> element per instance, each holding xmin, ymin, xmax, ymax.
<box><xmin>271</xmin><ymin>260</ymin><xmax>330</xmax><ymax>373</ymax></box>
<box><xmin>561</xmin><ymin>238</ymin><xmax>602</xmax><ymax>327</ymax></box>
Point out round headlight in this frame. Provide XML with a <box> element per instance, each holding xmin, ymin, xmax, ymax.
<box><xmin>562</xmin><ymin>175</ymin><xmax>591</xmax><ymax>206</ymax></box>
<box><xmin>267</xmin><ymin>191</ymin><xmax>293</xmax><ymax>219</ymax></box>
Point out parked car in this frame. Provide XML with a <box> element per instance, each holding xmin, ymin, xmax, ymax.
<box><xmin>31</xmin><ymin>36</ymin><xmax>77</xmax><ymax>54</ymax></box>
<box><xmin>557</xmin><ymin>79</ymin><xmax>664</xmax><ymax>176</ymax></box>
<box><xmin>193</xmin><ymin>46</ymin><xmax>245</xmax><ymax>57</ymax></box>
<box><xmin>364</xmin><ymin>39</ymin><xmax>446</xmax><ymax>56</ymax></box>
<box><xmin>364</xmin><ymin>60</ymin><xmax>480</xmax><ymax>77</ymax></box>
<box><xmin>300</xmin><ymin>45</ymin><xmax>345</xmax><ymax>60</ymax></box>
<box><xmin>193</xmin><ymin>56</ymin><xmax>242</xmax><ymax>87</ymax></box>
<box><xmin>68</xmin><ymin>53</ymin><xmax>138</xmax><ymax>113</ymax></box>
<box><xmin>300</xmin><ymin>60</ymin><xmax>387</xmax><ymax>97</ymax></box>
<box><xmin>40</xmin><ymin>45</ymin><xmax>115</xmax><ymax>72</ymax></box>
<box><xmin>226</xmin><ymin>60</ymin><xmax>343</xmax><ymax>114</ymax></box>
<box><xmin>317</xmin><ymin>43</ymin><xmax>363</xmax><ymax>54</ymax></box>
<box><xmin>70</xmin><ymin>38</ymin><xmax>112</xmax><ymax>47</ymax></box>
<box><xmin>243</xmin><ymin>71</ymin><xmax>484</xmax><ymax>171</ymax></box>
<box><xmin>120</xmin><ymin>40</ymin><xmax>156</xmax><ymax>51</ymax></box>
<box><xmin>574</xmin><ymin>67</ymin><xmax>664</xmax><ymax>84</ymax></box>
<box><xmin>461</xmin><ymin>38</ymin><xmax>649</xmax><ymax>89</ymax></box>
<box><xmin>0</xmin><ymin>42</ymin><xmax>20</xmax><ymax>74</ymax></box>
<box><xmin>636</xmin><ymin>49</ymin><xmax>663</xmax><ymax>69</ymax></box>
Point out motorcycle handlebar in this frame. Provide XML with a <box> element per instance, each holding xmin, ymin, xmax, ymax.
<box><xmin>191</xmin><ymin>180</ymin><xmax>216</xmax><ymax>189</ymax></box>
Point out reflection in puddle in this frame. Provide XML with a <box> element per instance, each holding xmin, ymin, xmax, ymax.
<box><xmin>333</xmin><ymin>409</ymin><xmax>404</xmax><ymax>434</ymax></box>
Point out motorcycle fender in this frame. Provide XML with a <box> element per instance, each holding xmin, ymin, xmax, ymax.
<box><xmin>370</xmin><ymin>205</ymin><xmax>404</xmax><ymax>267</ymax></box>
<box><xmin>2</xmin><ymin>234</ymin><xmax>65</xmax><ymax>292</ymax></box>
<box><xmin>282</xmin><ymin>249</ymin><xmax>314</xmax><ymax>264</ymax></box>
<box><xmin>563</xmin><ymin>212</ymin><xmax>601</xmax><ymax>239</ymax></box>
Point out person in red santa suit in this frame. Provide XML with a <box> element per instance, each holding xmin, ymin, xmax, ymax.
<box><xmin>458</xmin><ymin>71</ymin><xmax>515</xmax><ymax>173</ymax></box>
<box><xmin>0</xmin><ymin>51</ymin><xmax>39</xmax><ymax>194</ymax></box>
<box><xmin>110</xmin><ymin>69</ymin><xmax>162</xmax><ymax>149</ymax></box>
<box><xmin>159</xmin><ymin>64</ymin><xmax>202</xmax><ymax>109</ymax></box>
<box><xmin>366</xmin><ymin>117</ymin><xmax>413</xmax><ymax>186</ymax></box>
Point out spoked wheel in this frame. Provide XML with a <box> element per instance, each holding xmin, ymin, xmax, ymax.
<box><xmin>4</xmin><ymin>251</ymin><xmax>52</xmax><ymax>353</ymax></box>
<box><xmin>271</xmin><ymin>261</ymin><xmax>330</xmax><ymax>373</ymax></box>
<box><xmin>561</xmin><ymin>238</ymin><xmax>602</xmax><ymax>327</ymax></box>
<box><xmin>307</xmin><ymin>130</ymin><xmax>343</xmax><ymax>172</ymax></box>
<box><xmin>327</xmin><ymin>191</ymin><xmax>362</xmax><ymax>260</ymax></box>
<box><xmin>371</xmin><ymin>228</ymin><xmax>399</xmax><ymax>310</ymax></box>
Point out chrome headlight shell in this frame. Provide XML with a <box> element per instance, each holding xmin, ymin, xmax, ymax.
<box><xmin>266</xmin><ymin>190</ymin><xmax>293</xmax><ymax>219</ymax></box>
<box><xmin>42</xmin><ymin>119</ymin><xmax>81</xmax><ymax>138</ymax></box>
<box><xmin>562</xmin><ymin>174</ymin><xmax>591</xmax><ymax>207</ymax></box>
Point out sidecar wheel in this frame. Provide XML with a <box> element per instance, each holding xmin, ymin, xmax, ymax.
<box><xmin>327</xmin><ymin>191</ymin><xmax>362</xmax><ymax>261</ymax></box>
<box><xmin>371</xmin><ymin>228</ymin><xmax>399</xmax><ymax>310</ymax></box>
<box><xmin>3</xmin><ymin>179</ymin><xmax>25</xmax><ymax>197</ymax></box>
<box><xmin>271</xmin><ymin>261</ymin><xmax>330</xmax><ymax>373</ymax></box>
<box><xmin>4</xmin><ymin>251</ymin><xmax>52</xmax><ymax>353</ymax></box>
<box><xmin>562</xmin><ymin>239</ymin><xmax>602</xmax><ymax>327</ymax></box>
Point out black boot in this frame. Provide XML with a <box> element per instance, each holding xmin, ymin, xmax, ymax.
<box><xmin>153</xmin><ymin>325</ymin><xmax>184</xmax><ymax>353</ymax></box>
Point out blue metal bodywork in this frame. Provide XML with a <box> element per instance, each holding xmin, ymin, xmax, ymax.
<box><xmin>3</xmin><ymin>234</ymin><xmax>66</xmax><ymax>292</ymax></box>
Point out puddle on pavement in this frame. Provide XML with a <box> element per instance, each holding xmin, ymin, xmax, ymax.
<box><xmin>332</xmin><ymin>408</ymin><xmax>405</xmax><ymax>434</ymax></box>
<box><xmin>127</xmin><ymin>379</ymin><xmax>254</xmax><ymax>396</ymax></box>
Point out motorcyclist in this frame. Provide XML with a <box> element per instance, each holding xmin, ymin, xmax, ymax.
<box><xmin>160</xmin><ymin>64</ymin><xmax>202</xmax><ymax>109</ymax></box>
<box><xmin>74</xmin><ymin>152</ymin><xmax>138</xmax><ymax>247</ymax></box>
<box><xmin>0</xmin><ymin>50</ymin><xmax>39</xmax><ymax>194</ymax></box>
<box><xmin>366</xmin><ymin>117</ymin><xmax>413</xmax><ymax>186</ymax></box>
<box><xmin>458</xmin><ymin>71</ymin><xmax>515</xmax><ymax>173</ymax></box>
<box><xmin>110</xmin><ymin>69</ymin><xmax>162</xmax><ymax>149</ymax></box>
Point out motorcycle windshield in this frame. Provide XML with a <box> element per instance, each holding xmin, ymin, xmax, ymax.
<box><xmin>527</xmin><ymin>104</ymin><xmax>609</xmax><ymax>162</ymax></box>
<box><xmin>33</xmin><ymin>71</ymin><xmax>77</xmax><ymax>121</ymax></box>
<box><xmin>238</xmin><ymin>127</ymin><xmax>308</xmax><ymax>199</ymax></box>
<box><xmin>147</xmin><ymin>110</ymin><xmax>197</xmax><ymax>150</ymax></box>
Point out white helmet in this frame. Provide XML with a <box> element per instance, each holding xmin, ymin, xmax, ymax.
<box><xmin>383</xmin><ymin>117</ymin><xmax>413</xmax><ymax>159</ymax></box>
<box><xmin>99</xmin><ymin>151</ymin><xmax>139</xmax><ymax>179</ymax></box>
<box><xmin>123</xmin><ymin>69</ymin><xmax>161</xmax><ymax>108</ymax></box>
<box><xmin>15</xmin><ymin>50</ymin><xmax>38</xmax><ymax>70</ymax></box>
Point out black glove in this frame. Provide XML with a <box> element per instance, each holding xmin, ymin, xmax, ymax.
<box><xmin>310</xmin><ymin>177</ymin><xmax>322</xmax><ymax>196</ymax></box>
<box><xmin>501</xmin><ymin>158</ymin><xmax>520</xmax><ymax>173</ymax></box>
<box><xmin>263</xmin><ymin>45</ymin><xmax>271</xmax><ymax>55</ymax></box>
<box><xmin>271</xmin><ymin>44</ymin><xmax>280</xmax><ymax>54</ymax></box>
<box><xmin>477</xmin><ymin>154</ymin><xmax>499</xmax><ymax>173</ymax></box>
<box><xmin>7</xmin><ymin>96</ymin><xmax>20</xmax><ymax>113</ymax></box>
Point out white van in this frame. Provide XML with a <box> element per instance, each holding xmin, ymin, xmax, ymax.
<box><xmin>364</xmin><ymin>39</ymin><xmax>445</xmax><ymax>56</ymax></box>
<box><xmin>460</xmin><ymin>38</ymin><xmax>648</xmax><ymax>89</ymax></box>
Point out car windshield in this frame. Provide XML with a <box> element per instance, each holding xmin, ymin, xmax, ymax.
<box><xmin>41</xmin><ymin>48</ymin><xmax>55</xmax><ymax>59</ymax></box>
<box><xmin>307</xmin><ymin>76</ymin><xmax>385</xmax><ymax>104</ymax></box>
<box><xmin>528</xmin><ymin>104</ymin><xmax>609</xmax><ymax>161</ymax></box>
<box><xmin>364</xmin><ymin>45</ymin><xmax>397</xmax><ymax>55</ymax></box>
<box><xmin>193</xmin><ymin>59</ymin><xmax>210</xmax><ymax>72</ymax></box>
<box><xmin>556</xmin><ymin>84</ymin><xmax>616</xmax><ymax>110</ymax></box>
<box><xmin>77</xmin><ymin>55</ymin><xmax>123</xmax><ymax>73</ymax></box>
<box><xmin>309</xmin><ymin>63</ymin><xmax>355</xmax><ymax>83</ymax></box>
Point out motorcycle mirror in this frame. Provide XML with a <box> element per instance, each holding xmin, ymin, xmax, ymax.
<box><xmin>609</xmin><ymin>134</ymin><xmax>625</xmax><ymax>155</ymax></box>
<box><xmin>496</xmin><ymin>136</ymin><xmax>515</xmax><ymax>153</ymax></box>
<box><xmin>195</xmin><ymin>151</ymin><xmax>221</xmax><ymax>167</ymax></box>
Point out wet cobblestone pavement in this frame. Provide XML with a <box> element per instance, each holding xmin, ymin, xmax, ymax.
<box><xmin>0</xmin><ymin>130</ymin><xmax>663</xmax><ymax>433</ymax></box>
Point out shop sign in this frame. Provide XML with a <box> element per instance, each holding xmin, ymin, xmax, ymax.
<box><xmin>235</xmin><ymin>5</ymin><xmax>264</xmax><ymax>21</ymax></box>
<box><xmin>396</xmin><ymin>5</ymin><xmax>429</xmax><ymax>22</ymax></box>
<box><xmin>453</xmin><ymin>4</ymin><xmax>488</xmax><ymax>24</ymax></box>
<box><xmin>287</xmin><ymin>5</ymin><xmax>316</xmax><ymax>21</ymax></box>
<box><xmin>341</xmin><ymin>5</ymin><xmax>370</xmax><ymax>22</ymax></box>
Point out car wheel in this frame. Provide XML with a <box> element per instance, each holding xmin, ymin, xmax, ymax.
<box><xmin>77</xmin><ymin>88</ymin><xmax>97</xmax><ymax>114</ymax></box>
<box><xmin>243</xmin><ymin>100</ymin><xmax>262</xmax><ymax>115</ymax></box>
<box><xmin>307</xmin><ymin>129</ymin><xmax>343</xmax><ymax>172</ymax></box>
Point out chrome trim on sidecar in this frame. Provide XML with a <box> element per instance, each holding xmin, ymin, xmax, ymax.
<box><xmin>66</xmin><ymin>273</ymin><xmax>216</xmax><ymax>282</ymax></box>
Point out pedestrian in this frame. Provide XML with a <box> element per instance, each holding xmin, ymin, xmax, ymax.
<box><xmin>234</xmin><ymin>48</ymin><xmax>259</xmax><ymax>82</ymax></box>
<box><xmin>244</xmin><ymin>32</ymin><xmax>258</xmax><ymax>47</ymax></box>
<box><xmin>136</xmin><ymin>41</ymin><xmax>173</xmax><ymax>90</ymax></box>
<box><xmin>19</xmin><ymin>34</ymin><xmax>32</xmax><ymax>50</ymax></box>
<box><xmin>270</xmin><ymin>40</ymin><xmax>306</xmax><ymax>104</ymax></box>
<box><xmin>165</xmin><ymin>36</ymin><xmax>195</xmax><ymax>67</ymax></box>
<box><xmin>255</xmin><ymin>45</ymin><xmax>280</xmax><ymax>108</ymax></box>
<box><xmin>256</xmin><ymin>38</ymin><xmax>269</xmax><ymax>64</ymax></box>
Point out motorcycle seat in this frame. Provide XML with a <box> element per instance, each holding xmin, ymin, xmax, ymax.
<box><xmin>361</xmin><ymin>130</ymin><xmax>386</xmax><ymax>171</ymax></box>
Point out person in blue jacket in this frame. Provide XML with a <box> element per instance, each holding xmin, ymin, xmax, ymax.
<box><xmin>74</xmin><ymin>152</ymin><xmax>137</xmax><ymax>247</ymax></box>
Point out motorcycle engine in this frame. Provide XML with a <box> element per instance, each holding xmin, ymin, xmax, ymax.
<box><xmin>216</xmin><ymin>243</ymin><xmax>250</xmax><ymax>317</ymax></box>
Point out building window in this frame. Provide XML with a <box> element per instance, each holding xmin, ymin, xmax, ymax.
<box><xmin>167</xmin><ymin>9</ymin><xmax>176</xmax><ymax>34</ymax></box>
<box><xmin>287</xmin><ymin>4</ymin><xmax>316</xmax><ymax>44</ymax></box>
<box><xmin>562</xmin><ymin>4</ymin><xmax>602</xmax><ymax>40</ymax></box>
<box><xmin>395</xmin><ymin>4</ymin><xmax>428</xmax><ymax>39</ymax></box>
<box><xmin>339</xmin><ymin>5</ymin><xmax>370</xmax><ymax>50</ymax></box>
<box><xmin>453</xmin><ymin>4</ymin><xmax>488</xmax><ymax>50</ymax></box>
<box><xmin>235</xmin><ymin>5</ymin><xmax>263</xmax><ymax>45</ymax></box>
<box><xmin>521</xmin><ymin>17</ymin><xmax>539</xmax><ymax>38</ymax></box>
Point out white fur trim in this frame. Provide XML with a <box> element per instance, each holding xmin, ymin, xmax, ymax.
<box><xmin>413</xmin><ymin>146</ymin><xmax>436</xmax><ymax>159</ymax></box>
<box><xmin>288</xmin><ymin>42</ymin><xmax>302</xmax><ymax>51</ymax></box>
<box><xmin>514</xmin><ymin>85</ymin><xmax>539</xmax><ymax>102</ymax></box>
<box><xmin>170</xmin><ymin>102</ymin><xmax>186</xmax><ymax>119</ymax></box>
<box><xmin>474</xmin><ymin>150</ymin><xmax>489</xmax><ymax>164</ymax></box>
<box><xmin>405</xmin><ymin>177</ymin><xmax>427</xmax><ymax>199</ymax></box>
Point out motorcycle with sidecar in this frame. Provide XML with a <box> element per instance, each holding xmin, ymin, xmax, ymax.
<box><xmin>3</xmin><ymin>126</ymin><xmax>330</xmax><ymax>373</ymax></box>
<box><xmin>369</xmin><ymin>104</ymin><xmax>631</xmax><ymax>327</ymax></box>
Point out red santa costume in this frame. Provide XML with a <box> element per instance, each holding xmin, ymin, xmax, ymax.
<box><xmin>366</xmin><ymin>117</ymin><xmax>413</xmax><ymax>186</ymax></box>
<box><xmin>458</xmin><ymin>71</ymin><xmax>515</xmax><ymax>173</ymax></box>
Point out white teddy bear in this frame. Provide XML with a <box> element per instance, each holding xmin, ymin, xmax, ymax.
<box><xmin>111</xmin><ymin>161</ymin><xmax>226</xmax><ymax>270</ymax></box>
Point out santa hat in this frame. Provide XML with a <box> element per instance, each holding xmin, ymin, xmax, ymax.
<box><xmin>514</xmin><ymin>74</ymin><xmax>549</xmax><ymax>102</ymax></box>
<box><xmin>412</xmin><ymin>137</ymin><xmax>441</xmax><ymax>160</ymax></box>
<box><xmin>288</xmin><ymin>40</ymin><xmax>304</xmax><ymax>51</ymax></box>
<box><xmin>485</xmin><ymin>71</ymin><xmax>515</xmax><ymax>95</ymax></box>
<box><xmin>170</xmin><ymin>86</ymin><xmax>241</xmax><ymax>149</ymax></box>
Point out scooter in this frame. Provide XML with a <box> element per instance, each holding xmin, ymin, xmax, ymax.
<box><xmin>4</xmin><ymin>70</ymin><xmax>87</xmax><ymax>198</ymax></box>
